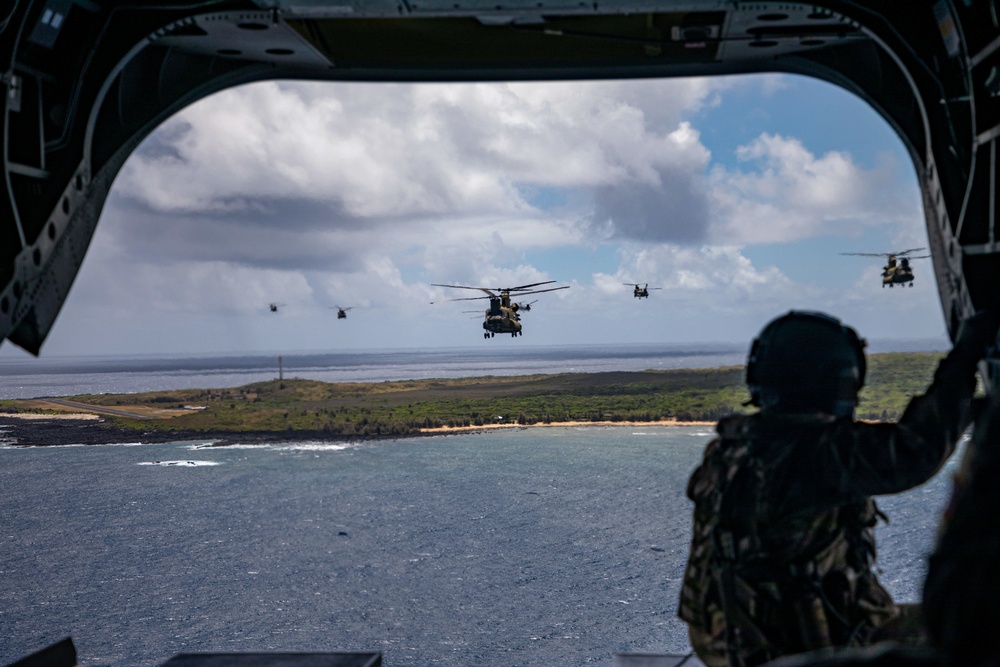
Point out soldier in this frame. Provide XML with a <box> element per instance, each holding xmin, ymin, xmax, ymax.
<box><xmin>678</xmin><ymin>310</ymin><xmax>998</xmax><ymax>667</ymax></box>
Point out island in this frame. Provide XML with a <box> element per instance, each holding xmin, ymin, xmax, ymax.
<box><xmin>0</xmin><ymin>352</ymin><xmax>946</xmax><ymax>446</ymax></box>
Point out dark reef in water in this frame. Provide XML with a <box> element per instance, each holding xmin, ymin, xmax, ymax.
<box><xmin>0</xmin><ymin>415</ymin><xmax>392</xmax><ymax>447</ymax></box>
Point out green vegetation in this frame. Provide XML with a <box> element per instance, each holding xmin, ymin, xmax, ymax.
<box><xmin>1</xmin><ymin>352</ymin><xmax>946</xmax><ymax>437</ymax></box>
<box><xmin>858</xmin><ymin>352</ymin><xmax>946</xmax><ymax>420</ymax></box>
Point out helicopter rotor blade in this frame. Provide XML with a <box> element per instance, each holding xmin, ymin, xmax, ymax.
<box><xmin>432</xmin><ymin>282</ymin><xmax>553</xmax><ymax>292</ymax></box>
<box><xmin>432</xmin><ymin>281</ymin><xmax>565</xmax><ymax>303</ymax></box>
<box><xmin>506</xmin><ymin>280</ymin><xmax>556</xmax><ymax>292</ymax></box>
<box><xmin>431</xmin><ymin>284</ymin><xmax>498</xmax><ymax>298</ymax></box>
<box><xmin>431</xmin><ymin>283</ymin><xmax>488</xmax><ymax>291</ymax></box>
<box><xmin>430</xmin><ymin>295</ymin><xmax>494</xmax><ymax>304</ymax></box>
<box><xmin>511</xmin><ymin>285</ymin><xmax>571</xmax><ymax>297</ymax></box>
<box><xmin>840</xmin><ymin>247</ymin><xmax>927</xmax><ymax>258</ymax></box>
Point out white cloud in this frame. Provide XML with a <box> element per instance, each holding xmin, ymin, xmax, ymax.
<box><xmin>117</xmin><ymin>79</ymin><xmax>719</xmax><ymax>219</ymax></box>
<box><xmin>594</xmin><ymin>245</ymin><xmax>801</xmax><ymax>307</ymax></box>
<box><xmin>707</xmin><ymin>133</ymin><xmax>911</xmax><ymax>244</ymax></box>
<box><xmin>26</xmin><ymin>74</ymin><xmax>941</xmax><ymax>356</ymax></box>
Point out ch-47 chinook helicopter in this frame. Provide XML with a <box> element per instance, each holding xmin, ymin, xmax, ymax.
<box><xmin>625</xmin><ymin>283</ymin><xmax>662</xmax><ymax>299</ymax></box>
<box><xmin>431</xmin><ymin>281</ymin><xmax>569</xmax><ymax>339</ymax></box>
<box><xmin>330</xmin><ymin>306</ymin><xmax>354</xmax><ymax>319</ymax></box>
<box><xmin>268</xmin><ymin>302</ymin><xmax>286</xmax><ymax>313</ymax></box>
<box><xmin>840</xmin><ymin>248</ymin><xmax>932</xmax><ymax>288</ymax></box>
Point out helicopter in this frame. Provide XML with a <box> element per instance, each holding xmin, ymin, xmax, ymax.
<box><xmin>431</xmin><ymin>281</ymin><xmax>569</xmax><ymax>339</ymax></box>
<box><xmin>267</xmin><ymin>302</ymin><xmax>285</xmax><ymax>313</ymax></box>
<box><xmin>840</xmin><ymin>248</ymin><xmax>931</xmax><ymax>288</ymax></box>
<box><xmin>625</xmin><ymin>283</ymin><xmax>662</xmax><ymax>299</ymax></box>
<box><xmin>330</xmin><ymin>306</ymin><xmax>354</xmax><ymax>319</ymax></box>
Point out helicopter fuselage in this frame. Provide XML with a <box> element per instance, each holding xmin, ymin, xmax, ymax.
<box><xmin>882</xmin><ymin>259</ymin><xmax>916</xmax><ymax>287</ymax></box>
<box><xmin>482</xmin><ymin>297</ymin><xmax>523</xmax><ymax>337</ymax></box>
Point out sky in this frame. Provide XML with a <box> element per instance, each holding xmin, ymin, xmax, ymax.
<box><xmin>1</xmin><ymin>73</ymin><xmax>948</xmax><ymax>358</ymax></box>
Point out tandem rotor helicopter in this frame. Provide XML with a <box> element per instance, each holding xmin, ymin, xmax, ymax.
<box><xmin>840</xmin><ymin>247</ymin><xmax>931</xmax><ymax>288</ymax></box>
<box><xmin>330</xmin><ymin>306</ymin><xmax>354</xmax><ymax>319</ymax></box>
<box><xmin>625</xmin><ymin>283</ymin><xmax>662</xmax><ymax>299</ymax></box>
<box><xmin>431</xmin><ymin>281</ymin><xmax>569</xmax><ymax>338</ymax></box>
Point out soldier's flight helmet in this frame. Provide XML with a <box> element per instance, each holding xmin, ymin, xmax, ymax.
<box><xmin>746</xmin><ymin>311</ymin><xmax>866</xmax><ymax>417</ymax></box>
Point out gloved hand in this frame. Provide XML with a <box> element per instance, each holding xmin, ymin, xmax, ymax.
<box><xmin>928</xmin><ymin>310</ymin><xmax>1000</xmax><ymax>432</ymax></box>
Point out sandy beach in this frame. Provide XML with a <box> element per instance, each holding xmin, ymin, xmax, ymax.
<box><xmin>418</xmin><ymin>419</ymin><xmax>716</xmax><ymax>434</ymax></box>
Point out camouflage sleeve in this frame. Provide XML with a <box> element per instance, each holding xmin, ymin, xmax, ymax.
<box><xmin>818</xmin><ymin>346</ymin><xmax>976</xmax><ymax>501</ymax></box>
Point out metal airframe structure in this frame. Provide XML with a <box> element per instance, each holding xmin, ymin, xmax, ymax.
<box><xmin>1</xmin><ymin>1</ymin><xmax>998</xmax><ymax>382</ymax></box>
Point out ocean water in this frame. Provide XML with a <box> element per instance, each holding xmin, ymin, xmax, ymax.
<box><xmin>0</xmin><ymin>426</ymin><xmax>959</xmax><ymax>667</ymax></box>
<box><xmin>0</xmin><ymin>344</ymin><xmax>747</xmax><ymax>400</ymax></box>
<box><xmin>0</xmin><ymin>339</ymin><xmax>947</xmax><ymax>400</ymax></box>
<box><xmin>0</xmin><ymin>341</ymin><xmax>957</xmax><ymax>665</ymax></box>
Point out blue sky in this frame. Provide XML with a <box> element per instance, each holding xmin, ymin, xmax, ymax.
<box><xmin>0</xmin><ymin>74</ymin><xmax>947</xmax><ymax>358</ymax></box>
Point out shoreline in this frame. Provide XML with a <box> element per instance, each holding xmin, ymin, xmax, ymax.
<box><xmin>417</xmin><ymin>419</ymin><xmax>715</xmax><ymax>434</ymax></box>
<box><xmin>0</xmin><ymin>413</ymin><xmax>717</xmax><ymax>447</ymax></box>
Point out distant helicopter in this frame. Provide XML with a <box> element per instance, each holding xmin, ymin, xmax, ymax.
<box><xmin>840</xmin><ymin>248</ymin><xmax>931</xmax><ymax>288</ymax></box>
<box><xmin>625</xmin><ymin>283</ymin><xmax>662</xmax><ymax>299</ymax></box>
<box><xmin>268</xmin><ymin>302</ymin><xmax>285</xmax><ymax>313</ymax></box>
<box><xmin>330</xmin><ymin>306</ymin><xmax>354</xmax><ymax>319</ymax></box>
<box><xmin>431</xmin><ymin>281</ymin><xmax>569</xmax><ymax>339</ymax></box>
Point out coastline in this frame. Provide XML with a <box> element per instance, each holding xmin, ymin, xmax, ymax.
<box><xmin>418</xmin><ymin>419</ymin><xmax>715</xmax><ymax>434</ymax></box>
<box><xmin>0</xmin><ymin>413</ymin><xmax>717</xmax><ymax>447</ymax></box>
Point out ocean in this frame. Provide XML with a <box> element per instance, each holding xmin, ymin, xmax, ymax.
<box><xmin>0</xmin><ymin>342</ymin><xmax>957</xmax><ymax>666</ymax></box>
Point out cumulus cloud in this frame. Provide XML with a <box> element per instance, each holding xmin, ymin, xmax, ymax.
<box><xmin>119</xmin><ymin>79</ymin><xmax>714</xmax><ymax>207</ymax></box>
<box><xmin>115</xmin><ymin>79</ymin><xmax>722</xmax><ymax>238</ymax></box>
<box><xmin>594</xmin><ymin>245</ymin><xmax>800</xmax><ymax>307</ymax></box>
<box><xmin>590</xmin><ymin>121</ymin><xmax>712</xmax><ymax>243</ymax></box>
<box><xmin>116</xmin><ymin>80</ymin><xmax>909</xmax><ymax>264</ymax></box>
<box><xmin>38</xmin><ymin>74</ymin><xmax>937</xmax><ymax>356</ymax></box>
<box><xmin>707</xmin><ymin>133</ymin><xmax>911</xmax><ymax>244</ymax></box>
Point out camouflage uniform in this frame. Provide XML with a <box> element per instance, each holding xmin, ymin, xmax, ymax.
<box><xmin>678</xmin><ymin>348</ymin><xmax>977</xmax><ymax>667</ymax></box>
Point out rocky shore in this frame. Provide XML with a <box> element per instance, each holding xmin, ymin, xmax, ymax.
<box><xmin>0</xmin><ymin>412</ymin><xmax>715</xmax><ymax>447</ymax></box>
<box><xmin>0</xmin><ymin>413</ymin><xmax>371</xmax><ymax>447</ymax></box>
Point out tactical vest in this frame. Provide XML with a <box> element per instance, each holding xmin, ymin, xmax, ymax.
<box><xmin>679</xmin><ymin>415</ymin><xmax>896</xmax><ymax>667</ymax></box>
